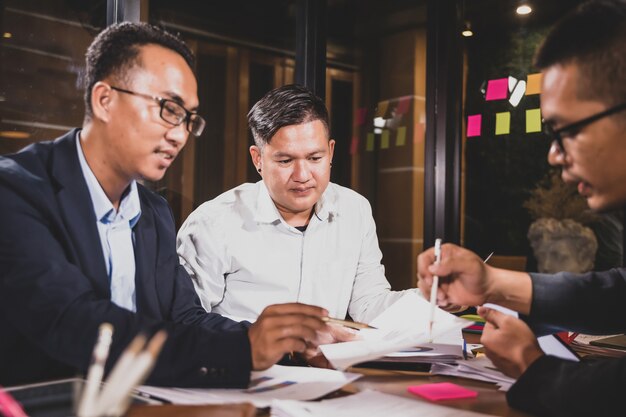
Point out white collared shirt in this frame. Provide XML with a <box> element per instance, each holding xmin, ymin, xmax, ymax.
<box><xmin>76</xmin><ymin>133</ymin><xmax>141</xmax><ymax>312</ymax></box>
<box><xmin>177</xmin><ymin>181</ymin><xmax>412</xmax><ymax>323</ymax></box>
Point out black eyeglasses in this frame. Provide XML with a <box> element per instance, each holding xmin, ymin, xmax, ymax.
<box><xmin>110</xmin><ymin>86</ymin><xmax>206</xmax><ymax>137</ymax></box>
<box><xmin>544</xmin><ymin>101</ymin><xmax>626</xmax><ymax>154</ymax></box>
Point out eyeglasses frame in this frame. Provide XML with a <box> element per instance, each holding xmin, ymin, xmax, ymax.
<box><xmin>544</xmin><ymin>101</ymin><xmax>626</xmax><ymax>154</ymax></box>
<box><xmin>109</xmin><ymin>85</ymin><xmax>206</xmax><ymax>137</ymax></box>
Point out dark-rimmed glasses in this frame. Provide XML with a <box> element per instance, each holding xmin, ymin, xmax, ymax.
<box><xmin>544</xmin><ymin>101</ymin><xmax>626</xmax><ymax>154</ymax></box>
<box><xmin>110</xmin><ymin>86</ymin><xmax>206</xmax><ymax>137</ymax></box>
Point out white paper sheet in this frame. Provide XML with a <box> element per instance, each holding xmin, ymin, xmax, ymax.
<box><xmin>271</xmin><ymin>389</ymin><xmax>494</xmax><ymax>417</ymax></box>
<box><xmin>139</xmin><ymin>365</ymin><xmax>361</xmax><ymax>408</ymax></box>
<box><xmin>319</xmin><ymin>292</ymin><xmax>470</xmax><ymax>370</ymax></box>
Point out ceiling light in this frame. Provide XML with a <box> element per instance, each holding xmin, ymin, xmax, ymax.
<box><xmin>516</xmin><ymin>1</ymin><xmax>532</xmax><ymax>15</ymax></box>
<box><xmin>461</xmin><ymin>22</ymin><xmax>473</xmax><ymax>37</ymax></box>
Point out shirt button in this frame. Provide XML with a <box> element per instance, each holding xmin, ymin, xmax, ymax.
<box><xmin>198</xmin><ymin>367</ymin><xmax>208</xmax><ymax>376</ymax></box>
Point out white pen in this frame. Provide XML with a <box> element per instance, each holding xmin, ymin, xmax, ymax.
<box><xmin>77</xmin><ymin>322</ymin><xmax>114</xmax><ymax>417</ymax></box>
<box><xmin>428</xmin><ymin>238</ymin><xmax>442</xmax><ymax>342</ymax></box>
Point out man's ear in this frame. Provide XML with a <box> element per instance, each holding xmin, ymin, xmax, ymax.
<box><xmin>250</xmin><ymin>145</ymin><xmax>262</xmax><ymax>172</ymax></box>
<box><xmin>328</xmin><ymin>139</ymin><xmax>336</xmax><ymax>161</ymax></box>
<box><xmin>91</xmin><ymin>81</ymin><xmax>113</xmax><ymax>123</ymax></box>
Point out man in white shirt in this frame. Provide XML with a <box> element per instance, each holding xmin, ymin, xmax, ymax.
<box><xmin>177</xmin><ymin>84</ymin><xmax>413</xmax><ymax>325</ymax></box>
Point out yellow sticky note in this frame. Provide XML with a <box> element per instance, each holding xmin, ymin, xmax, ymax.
<box><xmin>526</xmin><ymin>73</ymin><xmax>542</xmax><ymax>95</ymax></box>
<box><xmin>381</xmin><ymin>130</ymin><xmax>390</xmax><ymax>149</ymax></box>
<box><xmin>395</xmin><ymin>126</ymin><xmax>407</xmax><ymax>146</ymax></box>
<box><xmin>495</xmin><ymin>112</ymin><xmax>510</xmax><ymax>135</ymax></box>
<box><xmin>366</xmin><ymin>133</ymin><xmax>375</xmax><ymax>151</ymax></box>
<box><xmin>526</xmin><ymin>108</ymin><xmax>542</xmax><ymax>133</ymax></box>
<box><xmin>375</xmin><ymin>100</ymin><xmax>389</xmax><ymax>118</ymax></box>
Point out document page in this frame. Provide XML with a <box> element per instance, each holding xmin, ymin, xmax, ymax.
<box><xmin>319</xmin><ymin>292</ymin><xmax>470</xmax><ymax>370</ymax></box>
<box><xmin>139</xmin><ymin>365</ymin><xmax>361</xmax><ymax>408</ymax></box>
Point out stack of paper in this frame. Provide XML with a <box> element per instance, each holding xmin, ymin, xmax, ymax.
<box><xmin>431</xmin><ymin>357</ymin><xmax>515</xmax><ymax>392</ymax></box>
<box><xmin>139</xmin><ymin>365</ymin><xmax>361</xmax><ymax>408</ymax></box>
<box><xmin>319</xmin><ymin>292</ymin><xmax>470</xmax><ymax>370</ymax></box>
<box><xmin>271</xmin><ymin>389</ymin><xmax>493</xmax><ymax>417</ymax></box>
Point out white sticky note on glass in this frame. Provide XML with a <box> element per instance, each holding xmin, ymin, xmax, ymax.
<box><xmin>509</xmin><ymin>80</ymin><xmax>527</xmax><ymax>107</ymax></box>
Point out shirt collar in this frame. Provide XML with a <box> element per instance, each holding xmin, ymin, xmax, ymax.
<box><xmin>253</xmin><ymin>180</ymin><xmax>337</xmax><ymax>224</ymax></box>
<box><xmin>76</xmin><ymin>131</ymin><xmax>142</xmax><ymax>226</ymax></box>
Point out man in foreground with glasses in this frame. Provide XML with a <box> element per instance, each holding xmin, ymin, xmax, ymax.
<box><xmin>0</xmin><ymin>22</ymin><xmax>331</xmax><ymax>387</ymax></box>
<box><xmin>418</xmin><ymin>1</ymin><xmax>626</xmax><ymax>415</ymax></box>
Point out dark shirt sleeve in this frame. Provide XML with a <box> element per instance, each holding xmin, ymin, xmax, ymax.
<box><xmin>507</xmin><ymin>354</ymin><xmax>625</xmax><ymax>417</ymax></box>
<box><xmin>524</xmin><ymin>270</ymin><xmax>626</xmax><ymax>335</ymax></box>
<box><xmin>506</xmin><ymin>270</ymin><xmax>626</xmax><ymax>416</ymax></box>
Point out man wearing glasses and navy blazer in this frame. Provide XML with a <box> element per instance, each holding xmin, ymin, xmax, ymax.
<box><xmin>0</xmin><ymin>22</ymin><xmax>330</xmax><ymax>387</ymax></box>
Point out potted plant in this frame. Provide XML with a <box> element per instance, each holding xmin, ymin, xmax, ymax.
<box><xmin>523</xmin><ymin>169</ymin><xmax>598</xmax><ymax>273</ymax></box>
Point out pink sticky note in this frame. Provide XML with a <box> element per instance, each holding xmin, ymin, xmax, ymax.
<box><xmin>467</xmin><ymin>114</ymin><xmax>482</xmax><ymax>137</ymax></box>
<box><xmin>407</xmin><ymin>383</ymin><xmax>478</xmax><ymax>401</ymax></box>
<box><xmin>396</xmin><ymin>96</ymin><xmax>411</xmax><ymax>115</ymax></box>
<box><xmin>356</xmin><ymin>108</ymin><xmax>367</xmax><ymax>126</ymax></box>
<box><xmin>485</xmin><ymin>78</ymin><xmax>508</xmax><ymax>100</ymax></box>
<box><xmin>350</xmin><ymin>136</ymin><xmax>359</xmax><ymax>155</ymax></box>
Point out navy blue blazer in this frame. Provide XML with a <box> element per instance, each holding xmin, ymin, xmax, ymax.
<box><xmin>0</xmin><ymin>130</ymin><xmax>252</xmax><ymax>387</ymax></box>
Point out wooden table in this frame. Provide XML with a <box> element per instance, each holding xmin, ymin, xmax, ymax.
<box><xmin>342</xmin><ymin>367</ymin><xmax>533</xmax><ymax>417</ymax></box>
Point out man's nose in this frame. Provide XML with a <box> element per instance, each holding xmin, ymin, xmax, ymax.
<box><xmin>292</xmin><ymin>160</ymin><xmax>311</xmax><ymax>182</ymax></box>
<box><xmin>547</xmin><ymin>141</ymin><xmax>565</xmax><ymax>166</ymax></box>
<box><xmin>166</xmin><ymin>122</ymin><xmax>189</xmax><ymax>148</ymax></box>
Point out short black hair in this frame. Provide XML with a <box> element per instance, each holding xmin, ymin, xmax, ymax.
<box><xmin>83</xmin><ymin>22</ymin><xmax>194</xmax><ymax>118</ymax></box>
<box><xmin>247</xmin><ymin>84</ymin><xmax>330</xmax><ymax>147</ymax></box>
<box><xmin>534</xmin><ymin>0</ymin><xmax>626</xmax><ymax>105</ymax></box>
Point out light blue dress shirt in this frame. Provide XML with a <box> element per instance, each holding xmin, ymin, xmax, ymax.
<box><xmin>76</xmin><ymin>133</ymin><xmax>142</xmax><ymax>312</ymax></box>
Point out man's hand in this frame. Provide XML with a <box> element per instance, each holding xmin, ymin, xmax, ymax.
<box><xmin>248</xmin><ymin>303</ymin><xmax>328</xmax><ymax>370</ymax></box>
<box><xmin>301</xmin><ymin>323</ymin><xmax>359</xmax><ymax>368</ymax></box>
<box><xmin>417</xmin><ymin>243</ymin><xmax>491</xmax><ymax>308</ymax></box>
<box><xmin>478</xmin><ymin>306</ymin><xmax>544</xmax><ymax>378</ymax></box>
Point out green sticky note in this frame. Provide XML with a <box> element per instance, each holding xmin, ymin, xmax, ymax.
<box><xmin>395</xmin><ymin>126</ymin><xmax>407</xmax><ymax>146</ymax></box>
<box><xmin>366</xmin><ymin>133</ymin><xmax>375</xmax><ymax>151</ymax></box>
<box><xmin>381</xmin><ymin>130</ymin><xmax>390</xmax><ymax>149</ymax></box>
<box><xmin>495</xmin><ymin>112</ymin><xmax>510</xmax><ymax>135</ymax></box>
<box><xmin>526</xmin><ymin>108</ymin><xmax>542</xmax><ymax>133</ymax></box>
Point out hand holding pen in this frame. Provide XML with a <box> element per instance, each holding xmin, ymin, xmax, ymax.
<box><xmin>428</xmin><ymin>238</ymin><xmax>442</xmax><ymax>342</ymax></box>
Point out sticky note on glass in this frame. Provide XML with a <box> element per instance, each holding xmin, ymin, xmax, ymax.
<box><xmin>396</xmin><ymin>96</ymin><xmax>411</xmax><ymax>115</ymax></box>
<box><xmin>356</xmin><ymin>108</ymin><xmax>367</xmax><ymax>126</ymax></box>
<box><xmin>495</xmin><ymin>112</ymin><xmax>510</xmax><ymax>135</ymax></box>
<box><xmin>381</xmin><ymin>130</ymin><xmax>390</xmax><ymax>149</ymax></box>
<box><xmin>526</xmin><ymin>73</ymin><xmax>542</xmax><ymax>95</ymax></box>
<box><xmin>526</xmin><ymin>108</ymin><xmax>542</xmax><ymax>133</ymax></box>
<box><xmin>485</xmin><ymin>78</ymin><xmax>508</xmax><ymax>100</ymax></box>
<box><xmin>408</xmin><ymin>383</ymin><xmax>478</xmax><ymax>401</ymax></box>
<box><xmin>350</xmin><ymin>136</ymin><xmax>359</xmax><ymax>155</ymax></box>
<box><xmin>375</xmin><ymin>100</ymin><xmax>389</xmax><ymax>118</ymax></box>
<box><xmin>414</xmin><ymin>122</ymin><xmax>425</xmax><ymax>143</ymax></box>
<box><xmin>366</xmin><ymin>133</ymin><xmax>375</xmax><ymax>151</ymax></box>
<box><xmin>395</xmin><ymin>126</ymin><xmax>407</xmax><ymax>146</ymax></box>
<box><xmin>467</xmin><ymin>114</ymin><xmax>482</xmax><ymax>137</ymax></box>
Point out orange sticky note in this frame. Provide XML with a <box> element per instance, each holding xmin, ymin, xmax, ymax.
<box><xmin>526</xmin><ymin>73</ymin><xmax>542</xmax><ymax>95</ymax></box>
<box><xmin>408</xmin><ymin>383</ymin><xmax>478</xmax><ymax>401</ymax></box>
<box><xmin>375</xmin><ymin>100</ymin><xmax>389</xmax><ymax>118</ymax></box>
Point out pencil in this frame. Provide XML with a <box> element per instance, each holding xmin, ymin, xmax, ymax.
<box><xmin>322</xmin><ymin>316</ymin><xmax>376</xmax><ymax>330</ymax></box>
<box><xmin>77</xmin><ymin>322</ymin><xmax>114</xmax><ymax>417</ymax></box>
<box><xmin>428</xmin><ymin>238</ymin><xmax>442</xmax><ymax>342</ymax></box>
